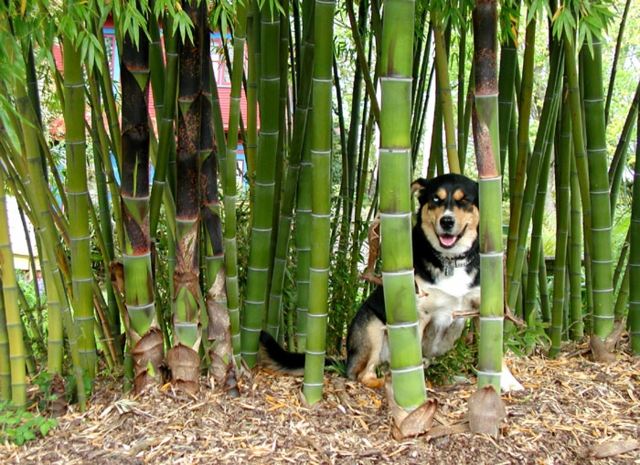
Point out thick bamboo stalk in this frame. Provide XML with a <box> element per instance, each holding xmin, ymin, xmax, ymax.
<box><xmin>0</xmin><ymin>170</ymin><xmax>27</xmax><ymax>407</ymax></box>
<box><xmin>241</xmin><ymin>10</ymin><xmax>281</xmax><ymax>366</ymax></box>
<box><xmin>63</xmin><ymin>29</ymin><xmax>96</xmax><ymax>380</ymax></box>
<box><xmin>375</xmin><ymin>0</ymin><xmax>427</xmax><ymax>410</ymax></box>
<box><xmin>563</xmin><ymin>38</ymin><xmax>593</xmax><ymax>324</ymax></box>
<box><xmin>169</xmin><ymin>0</ymin><xmax>207</xmax><ymax>393</ymax></box>
<box><xmin>120</xmin><ymin>22</ymin><xmax>162</xmax><ymax>393</ymax></box>
<box><xmin>581</xmin><ymin>41</ymin><xmax>614</xmax><ymax>339</ymax></box>
<box><xmin>473</xmin><ymin>0</ymin><xmax>503</xmax><ymax>392</ymax></box>
<box><xmin>302</xmin><ymin>0</ymin><xmax>335</xmax><ymax>405</ymax></box>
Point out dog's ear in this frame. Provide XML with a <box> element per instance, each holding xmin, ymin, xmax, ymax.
<box><xmin>411</xmin><ymin>178</ymin><xmax>430</xmax><ymax>195</ymax></box>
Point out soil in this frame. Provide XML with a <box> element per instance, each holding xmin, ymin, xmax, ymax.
<box><xmin>2</xmin><ymin>342</ymin><xmax>639</xmax><ymax>465</ymax></box>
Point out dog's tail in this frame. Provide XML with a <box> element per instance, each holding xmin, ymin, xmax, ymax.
<box><xmin>259</xmin><ymin>330</ymin><xmax>305</xmax><ymax>375</ymax></box>
<box><xmin>259</xmin><ymin>330</ymin><xmax>343</xmax><ymax>376</ymax></box>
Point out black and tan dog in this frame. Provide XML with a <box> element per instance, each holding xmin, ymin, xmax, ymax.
<box><xmin>260</xmin><ymin>173</ymin><xmax>481</xmax><ymax>388</ymax></box>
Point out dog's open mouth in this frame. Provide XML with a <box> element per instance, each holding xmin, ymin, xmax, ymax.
<box><xmin>437</xmin><ymin>225</ymin><xmax>467</xmax><ymax>249</ymax></box>
<box><xmin>438</xmin><ymin>234</ymin><xmax>458</xmax><ymax>248</ymax></box>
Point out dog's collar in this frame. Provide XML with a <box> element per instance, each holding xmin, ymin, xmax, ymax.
<box><xmin>439</xmin><ymin>255</ymin><xmax>469</xmax><ymax>277</ymax></box>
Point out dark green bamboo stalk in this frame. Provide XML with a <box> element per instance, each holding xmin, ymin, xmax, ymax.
<box><xmin>245</xmin><ymin>2</ymin><xmax>260</xmax><ymax>186</ymax></box>
<box><xmin>0</xmin><ymin>169</ymin><xmax>27</xmax><ymax>407</ymax></box>
<box><xmin>241</xmin><ymin>9</ymin><xmax>281</xmax><ymax>366</ymax></box>
<box><xmin>568</xmin><ymin>155</ymin><xmax>584</xmax><ymax>340</ymax></box>
<box><xmin>473</xmin><ymin>0</ymin><xmax>503</xmax><ymax>392</ymax></box>
<box><xmin>581</xmin><ymin>41</ymin><xmax>614</xmax><ymax>339</ymax></box>
<box><xmin>120</xmin><ymin>20</ymin><xmax>162</xmax><ymax>393</ymax></box>
<box><xmin>168</xmin><ymin>0</ymin><xmax>207</xmax><ymax>393</ymax></box>
<box><xmin>220</xmin><ymin>1</ymin><xmax>248</xmax><ymax>364</ymax></box>
<box><xmin>376</xmin><ymin>0</ymin><xmax>426</xmax><ymax>410</ymax></box>
<box><xmin>302</xmin><ymin>0</ymin><xmax>335</xmax><ymax>405</ymax></box>
<box><xmin>550</xmin><ymin>97</ymin><xmax>572</xmax><ymax>357</ymax></box>
<box><xmin>629</xmin><ymin>99</ymin><xmax>640</xmax><ymax>354</ymax></box>
<box><xmin>294</xmin><ymin>136</ymin><xmax>312</xmax><ymax>351</ymax></box>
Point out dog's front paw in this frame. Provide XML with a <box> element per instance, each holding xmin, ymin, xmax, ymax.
<box><xmin>462</xmin><ymin>287</ymin><xmax>481</xmax><ymax>310</ymax></box>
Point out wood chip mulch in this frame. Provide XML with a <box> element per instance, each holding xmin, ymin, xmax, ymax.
<box><xmin>2</xmin><ymin>344</ymin><xmax>639</xmax><ymax>465</ymax></box>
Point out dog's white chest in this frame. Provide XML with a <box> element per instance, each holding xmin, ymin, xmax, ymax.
<box><xmin>435</xmin><ymin>268</ymin><xmax>474</xmax><ymax>297</ymax></box>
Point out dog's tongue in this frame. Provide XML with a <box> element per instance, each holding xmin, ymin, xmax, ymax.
<box><xmin>439</xmin><ymin>234</ymin><xmax>457</xmax><ymax>247</ymax></box>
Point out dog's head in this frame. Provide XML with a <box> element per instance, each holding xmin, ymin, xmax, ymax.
<box><xmin>412</xmin><ymin>174</ymin><xmax>479</xmax><ymax>257</ymax></box>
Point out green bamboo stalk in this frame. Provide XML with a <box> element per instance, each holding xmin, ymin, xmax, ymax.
<box><xmin>149</xmin><ymin>19</ymin><xmax>179</xmax><ymax>236</ymax></box>
<box><xmin>62</xmin><ymin>29</ymin><xmax>96</xmax><ymax>380</ymax></box>
<box><xmin>266</xmin><ymin>16</ymin><xmax>314</xmax><ymax>339</ymax></box>
<box><xmin>302</xmin><ymin>0</ymin><xmax>335</xmax><ymax>405</ymax></box>
<box><xmin>432</xmin><ymin>11</ymin><xmax>459</xmax><ymax>173</ymax></box>
<box><xmin>294</xmin><ymin>136</ymin><xmax>312</xmax><ymax>351</ymax></box>
<box><xmin>294</xmin><ymin>0</ymin><xmax>315</xmax><ymax>349</ymax></box>
<box><xmin>120</xmin><ymin>19</ymin><xmax>162</xmax><ymax>393</ymax></box>
<box><xmin>524</xmin><ymin>139</ymin><xmax>553</xmax><ymax>324</ymax></box>
<box><xmin>245</xmin><ymin>2</ymin><xmax>260</xmax><ymax>186</ymax></box>
<box><xmin>473</xmin><ymin>0</ymin><xmax>503</xmax><ymax>392</ymax></box>
<box><xmin>506</xmin><ymin>41</ymin><xmax>563</xmax><ymax>311</ymax></box>
<box><xmin>375</xmin><ymin>0</ymin><xmax>426</xmax><ymax>410</ymax></box>
<box><xmin>568</xmin><ymin>154</ymin><xmax>584</xmax><ymax>340</ymax></box>
<box><xmin>581</xmin><ymin>41</ymin><xmax>614</xmax><ymax>339</ymax></box>
<box><xmin>609</xmin><ymin>82</ymin><xmax>640</xmax><ymax>216</ymax></box>
<box><xmin>456</xmin><ymin>0</ymin><xmax>468</xmax><ymax>167</ymax></box>
<box><xmin>563</xmin><ymin>37</ymin><xmax>593</xmax><ymax>326</ymax></box>
<box><xmin>604</xmin><ymin>0</ymin><xmax>631</xmax><ymax>125</ymax></box>
<box><xmin>550</xmin><ymin>97</ymin><xmax>572</xmax><ymax>357</ymax></box>
<box><xmin>505</xmin><ymin>17</ymin><xmax>535</xmax><ymax>294</ymax></box>
<box><xmin>13</xmin><ymin>54</ymin><xmax>85</xmax><ymax>408</ymax></box>
<box><xmin>0</xmin><ymin>170</ymin><xmax>27</xmax><ymax>407</ymax></box>
<box><xmin>629</xmin><ymin>97</ymin><xmax>640</xmax><ymax>354</ymax></box>
<box><xmin>241</xmin><ymin>9</ymin><xmax>281</xmax><ymax>366</ymax></box>
<box><xmin>0</xmin><ymin>284</ymin><xmax>9</xmax><ymax>401</ymax></box>
<box><xmin>222</xmin><ymin>2</ymin><xmax>247</xmax><ymax>363</ymax></box>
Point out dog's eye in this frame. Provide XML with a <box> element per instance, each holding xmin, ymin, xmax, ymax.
<box><xmin>432</xmin><ymin>196</ymin><xmax>441</xmax><ymax>204</ymax></box>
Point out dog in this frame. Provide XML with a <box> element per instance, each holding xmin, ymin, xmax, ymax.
<box><xmin>259</xmin><ymin>173</ymin><xmax>481</xmax><ymax>388</ymax></box>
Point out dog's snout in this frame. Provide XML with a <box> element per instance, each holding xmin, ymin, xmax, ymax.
<box><xmin>440</xmin><ymin>216</ymin><xmax>455</xmax><ymax>230</ymax></box>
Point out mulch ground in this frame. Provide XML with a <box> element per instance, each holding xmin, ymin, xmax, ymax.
<box><xmin>2</xmin><ymin>342</ymin><xmax>639</xmax><ymax>465</ymax></box>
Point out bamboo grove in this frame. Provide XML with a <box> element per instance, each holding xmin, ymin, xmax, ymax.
<box><xmin>0</xmin><ymin>0</ymin><xmax>637</xmax><ymax>416</ymax></box>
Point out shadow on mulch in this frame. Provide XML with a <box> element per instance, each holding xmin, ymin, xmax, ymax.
<box><xmin>2</xmin><ymin>342</ymin><xmax>639</xmax><ymax>465</ymax></box>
